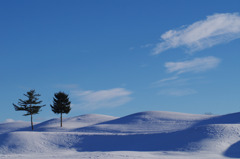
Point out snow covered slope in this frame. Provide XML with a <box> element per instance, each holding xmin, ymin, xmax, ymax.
<box><xmin>19</xmin><ymin>114</ymin><xmax>118</xmax><ymax>132</ymax></box>
<box><xmin>1</xmin><ymin>111</ymin><xmax>240</xmax><ymax>159</ymax></box>
<box><xmin>1</xmin><ymin>123</ymin><xmax>240</xmax><ymax>154</ymax></box>
<box><xmin>0</xmin><ymin>121</ymin><xmax>30</xmax><ymax>134</ymax></box>
<box><xmin>75</xmin><ymin>111</ymin><xmax>212</xmax><ymax>133</ymax></box>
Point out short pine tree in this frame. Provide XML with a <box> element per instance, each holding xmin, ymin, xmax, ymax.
<box><xmin>13</xmin><ymin>89</ymin><xmax>45</xmax><ymax>130</ymax></box>
<box><xmin>50</xmin><ymin>91</ymin><xmax>71</xmax><ymax>127</ymax></box>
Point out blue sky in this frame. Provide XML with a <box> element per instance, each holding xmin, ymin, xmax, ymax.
<box><xmin>1</xmin><ymin>0</ymin><xmax>240</xmax><ymax>122</ymax></box>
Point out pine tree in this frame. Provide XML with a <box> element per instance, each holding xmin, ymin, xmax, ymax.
<box><xmin>13</xmin><ymin>89</ymin><xmax>45</xmax><ymax>130</ymax></box>
<box><xmin>50</xmin><ymin>91</ymin><xmax>71</xmax><ymax>127</ymax></box>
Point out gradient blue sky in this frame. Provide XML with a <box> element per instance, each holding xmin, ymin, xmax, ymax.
<box><xmin>1</xmin><ymin>0</ymin><xmax>240</xmax><ymax>122</ymax></box>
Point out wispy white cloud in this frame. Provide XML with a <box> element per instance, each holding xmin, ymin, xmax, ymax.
<box><xmin>153</xmin><ymin>76</ymin><xmax>199</xmax><ymax>96</ymax></box>
<box><xmin>165</xmin><ymin>56</ymin><xmax>221</xmax><ymax>74</ymax></box>
<box><xmin>153</xmin><ymin>56</ymin><xmax>219</xmax><ymax>96</ymax></box>
<box><xmin>153</xmin><ymin>76</ymin><xmax>205</xmax><ymax>88</ymax></box>
<box><xmin>4</xmin><ymin>119</ymin><xmax>24</xmax><ymax>122</ymax></box>
<box><xmin>158</xmin><ymin>88</ymin><xmax>197</xmax><ymax>96</ymax></box>
<box><xmin>153</xmin><ymin>13</ymin><xmax>240</xmax><ymax>54</ymax></box>
<box><xmin>141</xmin><ymin>43</ymin><xmax>153</xmax><ymax>48</ymax></box>
<box><xmin>129</xmin><ymin>47</ymin><xmax>135</xmax><ymax>50</ymax></box>
<box><xmin>71</xmin><ymin>88</ymin><xmax>132</xmax><ymax>110</ymax></box>
<box><xmin>55</xmin><ymin>84</ymin><xmax>79</xmax><ymax>89</ymax></box>
<box><xmin>155</xmin><ymin>76</ymin><xmax>179</xmax><ymax>84</ymax></box>
<box><xmin>152</xmin><ymin>76</ymin><xmax>192</xmax><ymax>87</ymax></box>
<box><xmin>5</xmin><ymin>119</ymin><xmax>15</xmax><ymax>122</ymax></box>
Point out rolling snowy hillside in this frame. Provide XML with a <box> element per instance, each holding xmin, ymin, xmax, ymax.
<box><xmin>75</xmin><ymin>111</ymin><xmax>212</xmax><ymax>133</ymax></box>
<box><xmin>33</xmin><ymin>114</ymin><xmax>117</xmax><ymax>132</ymax></box>
<box><xmin>0</xmin><ymin>121</ymin><xmax>30</xmax><ymax>134</ymax></box>
<box><xmin>0</xmin><ymin>111</ymin><xmax>240</xmax><ymax>159</ymax></box>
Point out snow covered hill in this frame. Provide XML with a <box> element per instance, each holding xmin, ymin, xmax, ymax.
<box><xmin>1</xmin><ymin>111</ymin><xmax>240</xmax><ymax>159</ymax></box>
<box><xmin>33</xmin><ymin>114</ymin><xmax>117</xmax><ymax>131</ymax></box>
<box><xmin>0</xmin><ymin>121</ymin><xmax>30</xmax><ymax>134</ymax></box>
<box><xmin>75</xmin><ymin>111</ymin><xmax>212</xmax><ymax>133</ymax></box>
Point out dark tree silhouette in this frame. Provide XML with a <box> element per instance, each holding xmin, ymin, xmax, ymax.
<box><xmin>50</xmin><ymin>91</ymin><xmax>71</xmax><ymax>127</ymax></box>
<box><xmin>13</xmin><ymin>89</ymin><xmax>45</xmax><ymax>130</ymax></box>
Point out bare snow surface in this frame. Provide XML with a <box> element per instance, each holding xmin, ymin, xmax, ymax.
<box><xmin>0</xmin><ymin>111</ymin><xmax>240</xmax><ymax>159</ymax></box>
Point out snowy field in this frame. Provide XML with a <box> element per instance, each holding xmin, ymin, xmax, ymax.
<box><xmin>0</xmin><ymin>111</ymin><xmax>240</xmax><ymax>159</ymax></box>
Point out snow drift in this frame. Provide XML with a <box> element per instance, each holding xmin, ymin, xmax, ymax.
<box><xmin>74</xmin><ymin>111</ymin><xmax>212</xmax><ymax>133</ymax></box>
<box><xmin>0</xmin><ymin>111</ymin><xmax>240</xmax><ymax>158</ymax></box>
<box><xmin>32</xmin><ymin>114</ymin><xmax>117</xmax><ymax>131</ymax></box>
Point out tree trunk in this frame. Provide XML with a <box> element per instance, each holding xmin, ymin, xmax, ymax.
<box><xmin>61</xmin><ymin>113</ymin><xmax>62</xmax><ymax>127</ymax></box>
<box><xmin>30</xmin><ymin>104</ymin><xmax>33</xmax><ymax>131</ymax></box>
<box><xmin>31</xmin><ymin>114</ymin><xmax>33</xmax><ymax>130</ymax></box>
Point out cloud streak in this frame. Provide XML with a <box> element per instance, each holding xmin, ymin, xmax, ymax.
<box><xmin>152</xmin><ymin>76</ymin><xmax>193</xmax><ymax>87</ymax></box>
<box><xmin>55</xmin><ymin>84</ymin><xmax>79</xmax><ymax>89</ymax></box>
<box><xmin>165</xmin><ymin>56</ymin><xmax>221</xmax><ymax>74</ymax></box>
<box><xmin>71</xmin><ymin>88</ymin><xmax>132</xmax><ymax>110</ymax></box>
<box><xmin>153</xmin><ymin>13</ymin><xmax>240</xmax><ymax>54</ymax></box>
<box><xmin>158</xmin><ymin>88</ymin><xmax>197</xmax><ymax>96</ymax></box>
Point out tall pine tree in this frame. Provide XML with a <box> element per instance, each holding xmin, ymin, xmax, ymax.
<box><xmin>13</xmin><ymin>89</ymin><xmax>45</xmax><ymax>130</ymax></box>
<box><xmin>50</xmin><ymin>91</ymin><xmax>71</xmax><ymax>127</ymax></box>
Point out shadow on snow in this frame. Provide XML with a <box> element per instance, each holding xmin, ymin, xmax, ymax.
<box><xmin>224</xmin><ymin>140</ymin><xmax>240</xmax><ymax>158</ymax></box>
